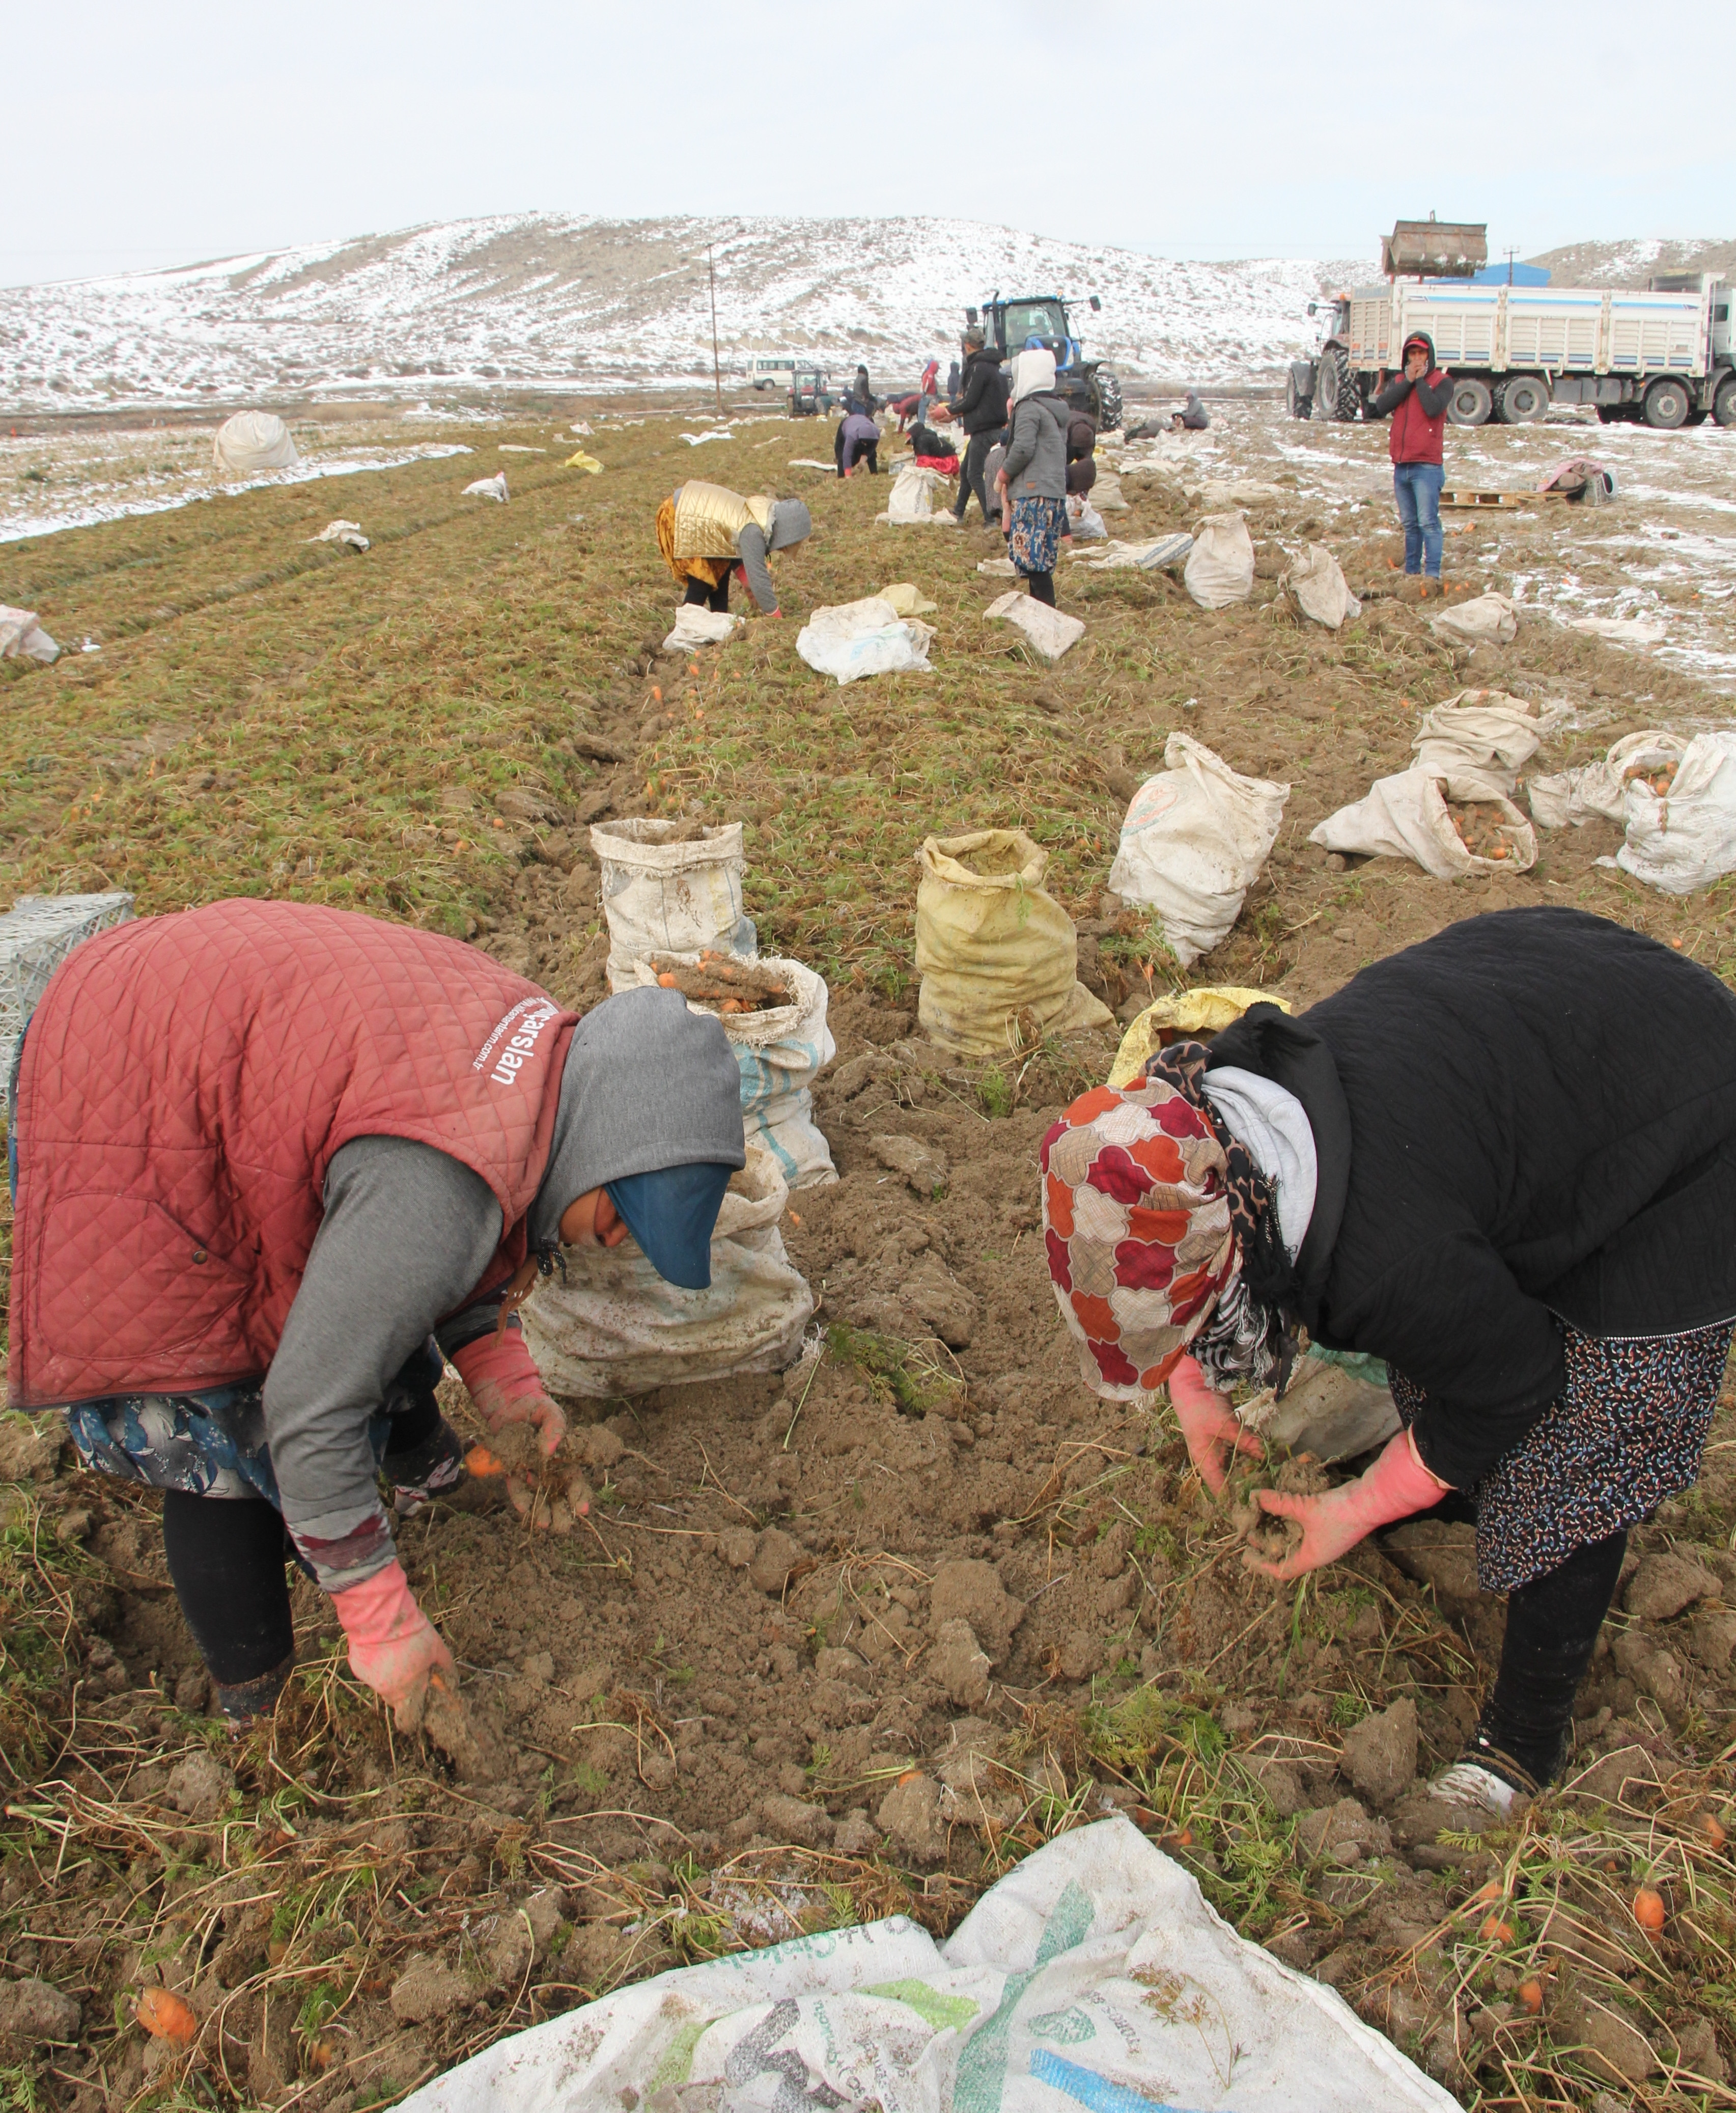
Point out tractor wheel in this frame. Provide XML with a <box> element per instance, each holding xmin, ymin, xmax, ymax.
<box><xmin>1285</xmin><ymin>371</ymin><xmax>1313</xmax><ymax>420</ymax></box>
<box><xmin>1643</xmin><ymin>377</ymin><xmax>1692</xmax><ymax>429</ymax></box>
<box><xmin>1715</xmin><ymin>376</ymin><xmax>1736</xmax><ymax>428</ymax></box>
<box><xmin>1316</xmin><ymin>346</ymin><xmax>1358</xmax><ymax>420</ymax></box>
<box><xmin>1447</xmin><ymin>377</ymin><xmax>1493</xmax><ymax>426</ymax></box>
<box><xmin>1494</xmin><ymin>374</ymin><xmax>1549</xmax><ymax>423</ymax></box>
<box><xmin>1092</xmin><ymin>368</ymin><xmax>1124</xmax><ymax>432</ymax></box>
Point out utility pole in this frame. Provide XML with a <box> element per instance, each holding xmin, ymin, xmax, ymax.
<box><xmin>1504</xmin><ymin>245</ymin><xmax>1519</xmax><ymax>287</ymax></box>
<box><xmin>708</xmin><ymin>243</ymin><xmax>723</xmax><ymax>419</ymax></box>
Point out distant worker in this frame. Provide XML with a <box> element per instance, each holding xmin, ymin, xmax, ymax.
<box><xmin>1171</xmin><ymin>390</ymin><xmax>1210</xmax><ymax>432</ymax></box>
<box><xmin>995</xmin><ymin>346</ymin><xmax>1071</xmax><ymax>608</ymax></box>
<box><xmin>934</xmin><ymin>325</ymin><xmax>1010</xmax><ymax>526</ymax></box>
<box><xmin>846</xmin><ymin>365</ymin><xmax>876</xmax><ymax>416</ymax></box>
<box><xmin>834</xmin><ymin>409</ymin><xmax>882</xmax><ymax>478</ymax></box>
<box><xmin>946</xmin><ymin>357</ymin><xmax>961</xmax><ymax>397</ymax></box>
<box><xmin>656</xmin><ymin>480</ymin><xmax>812</xmax><ymax>617</ymax></box>
<box><xmin>1065</xmin><ymin>409</ymin><xmax>1099</xmax><ymax>495</ymax></box>
<box><xmin>1371</xmin><ymin>331</ymin><xmax>1452</xmax><ymax>587</ymax></box>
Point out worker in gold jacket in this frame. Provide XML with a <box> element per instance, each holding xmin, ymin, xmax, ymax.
<box><xmin>655</xmin><ymin>482</ymin><xmax>811</xmax><ymax>619</ymax></box>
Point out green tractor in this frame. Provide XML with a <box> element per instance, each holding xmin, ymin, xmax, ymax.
<box><xmin>967</xmin><ymin>291</ymin><xmax>1122</xmax><ymax>431</ymax></box>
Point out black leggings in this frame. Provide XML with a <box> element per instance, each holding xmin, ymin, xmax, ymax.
<box><xmin>1474</xmin><ymin>1527</ymin><xmax>1628</xmax><ymax>1787</ymax></box>
<box><xmin>954</xmin><ymin>431</ymin><xmax>993</xmax><ymax>520</ymax></box>
<box><xmin>161</xmin><ymin>1354</ymin><xmax>443</xmax><ymax>1687</ymax></box>
<box><xmin>683</xmin><ymin>571</ymin><xmax>731</xmax><ymax>613</ymax></box>
<box><xmin>1027</xmin><ymin>571</ymin><xmax>1057</xmax><ymax>607</ymax></box>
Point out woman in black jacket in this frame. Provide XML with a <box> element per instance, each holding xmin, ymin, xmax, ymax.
<box><xmin>1040</xmin><ymin>908</ymin><xmax>1736</xmax><ymax>1816</ymax></box>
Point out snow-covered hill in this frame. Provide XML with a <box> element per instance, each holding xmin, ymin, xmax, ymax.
<box><xmin>1524</xmin><ymin>235</ymin><xmax>1735</xmax><ymax>288</ymax></box>
<box><xmin>0</xmin><ymin>214</ymin><xmax>1373</xmax><ymax>414</ymax></box>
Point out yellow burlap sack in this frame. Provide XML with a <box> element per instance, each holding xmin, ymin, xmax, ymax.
<box><xmin>1108</xmin><ymin>985</ymin><xmax>1294</xmax><ymax>1088</ymax></box>
<box><xmin>915</xmin><ymin>830</ymin><xmax>1113</xmax><ymax>1056</ymax></box>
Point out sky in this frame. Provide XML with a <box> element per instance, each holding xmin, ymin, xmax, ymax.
<box><xmin>7</xmin><ymin>1</ymin><xmax>1732</xmax><ymax>288</ymax></box>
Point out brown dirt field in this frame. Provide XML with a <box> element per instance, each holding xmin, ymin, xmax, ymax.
<box><xmin>3</xmin><ymin>401</ymin><xmax>1736</xmax><ymax>2111</ymax></box>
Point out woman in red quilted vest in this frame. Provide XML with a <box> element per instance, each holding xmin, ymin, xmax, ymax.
<box><xmin>7</xmin><ymin>900</ymin><xmax>745</xmax><ymax>1729</ymax></box>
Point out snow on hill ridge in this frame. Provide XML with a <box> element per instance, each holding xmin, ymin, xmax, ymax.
<box><xmin>0</xmin><ymin>213</ymin><xmax>1372</xmax><ymax>413</ymax></box>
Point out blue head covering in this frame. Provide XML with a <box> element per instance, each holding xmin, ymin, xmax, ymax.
<box><xmin>606</xmin><ymin>1163</ymin><xmax>735</xmax><ymax>1290</ymax></box>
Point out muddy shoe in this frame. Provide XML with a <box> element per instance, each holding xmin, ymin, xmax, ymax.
<box><xmin>384</xmin><ymin>1417</ymin><xmax>469</xmax><ymax>1517</ymax></box>
<box><xmin>215</xmin><ymin>1654</ymin><xmax>293</xmax><ymax>1730</ymax></box>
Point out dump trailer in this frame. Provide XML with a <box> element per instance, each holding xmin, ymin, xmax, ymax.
<box><xmin>1338</xmin><ymin>274</ymin><xmax>1736</xmax><ymax>429</ymax></box>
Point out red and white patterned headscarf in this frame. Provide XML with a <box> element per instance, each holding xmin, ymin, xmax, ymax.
<box><xmin>1039</xmin><ymin>1076</ymin><xmax>1239</xmax><ymax>1400</ymax></box>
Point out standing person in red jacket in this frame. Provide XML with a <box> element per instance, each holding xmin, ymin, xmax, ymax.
<box><xmin>1371</xmin><ymin>331</ymin><xmax>1452</xmax><ymax>586</ymax></box>
<box><xmin>6</xmin><ymin>901</ymin><xmax>745</xmax><ymax>1731</ymax></box>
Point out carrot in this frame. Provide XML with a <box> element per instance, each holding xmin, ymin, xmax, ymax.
<box><xmin>136</xmin><ymin>1987</ymin><xmax>199</xmax><ymax>2045</ymax></box>
<box><xmin>657</xmin><ymin>971</ymin><xmax>679</xmax><ymax>987</ymax></box>
<box><xmin>1697</xmin><ymin>1812</ymin><xmax>1727</xmax><ymax>1850</ymax></box>
<box><xmin>464</xmin><ymin>1443</ymin><xmax>506</xmax><ymax>1479</ymax></box>
<box><xmin>1633</xmin><ymin>1887</ymin><xmax>1666</xmax><ymax>1935</ymax></box>
<box><xmin>1472</xmin><ymin>1879</ymin><xmax>1504</xmax><ymax>1905</ymax></box>
<box><xmin>1518</xmin><ymin>1978</ymin><xmax>1544</xmax><ymax>2015</ymax></box>
<box><xmin>1480</xmin><ymin>1915</ymin><xmax>1515</xmax><ymax>1944</ymax></box>
<box><xmin>651</xmin><ymin>685</ymin><xmax>663</xmax><ymax>703</ymax></box>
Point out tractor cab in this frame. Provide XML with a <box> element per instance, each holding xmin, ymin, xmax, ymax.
<box><xmin>965</xmin><ymin>290</ymin><xmax>1121</xmax><ymax>429</ymax></box>
<box><xmin>788</xmin><ymin>367</ymin><xmax>833</xmax><ymax>418</ymax></box>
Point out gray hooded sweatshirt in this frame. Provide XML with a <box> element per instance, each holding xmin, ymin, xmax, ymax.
<box><xmin>264</xmin><ymin>986</ymin><xmax>744</xmax><ymax>1588</ymax></box>
<box><xmin>736</xmin><ymin>498</ymin><xmax>811</xmax><ymax>613</ymax></box>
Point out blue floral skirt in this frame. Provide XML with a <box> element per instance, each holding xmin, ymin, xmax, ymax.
<box><xmin>1009</xmin><ymin>495</ymin><xmax>1067</xmax><ymax>577</ymax></box>
<box><xmin>1391</xmin><ymin>1318</ymin><xmax>1733</xmax><ymax>1591</ymax></box>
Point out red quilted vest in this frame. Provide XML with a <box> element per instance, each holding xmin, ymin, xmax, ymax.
<box><xmin>8</xmin><ymin>900</ymin><xmax>577</xmax><ymax>1408</ymax></box>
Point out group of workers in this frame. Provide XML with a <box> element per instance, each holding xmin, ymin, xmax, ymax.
<box><xmin>8</xmin><ymin>330</ymin><xmax>1726</xmax><ymax>1845</ymax></box>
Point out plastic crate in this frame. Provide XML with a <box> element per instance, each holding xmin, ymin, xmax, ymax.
<box><xmin>0</xmin><ymin>893</ymin><xmax>134</xmax><ymax>1076</ymax></box>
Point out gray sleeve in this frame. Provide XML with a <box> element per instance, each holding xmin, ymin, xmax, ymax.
<box><xmin>264</xmin><ymin>1136</ymin><xmax>503</xmax><ymax>1588</ymax></box>
<box><xmin>1000</xmin><ymin>402</ymin><xmax>1036</xmax><ymax>485</ymax></box>
<box><xmin>735</xmin><ymin>522</ymin><xmax>778</xmax><ymax>611</ymax></box>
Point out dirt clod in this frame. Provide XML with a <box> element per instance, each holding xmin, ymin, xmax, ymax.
<box><xmin>1623</xmin><ymin>1549</ymin><xmax>1719</xmax><ymax>1622</ymax></box>
<box><xmin>930</xmin><ymin>1619</ymin><xmax>992</xmax><ymax>1709</ymax></box>
<box><xmin>164</xmin><ymin>1750</ymin><xmax>233</xmax><ymax>1821</ymax></box>
<box><xmin>1339</xmin><ymin>1697</ymin><xmax>1418</xmax><ymax>1807</ymax></box>
<box><xmin>877</xmin><ymin>1773</ymin><xmax>947</xmax><ymax>1864</ymax></box>
<box><xmin>389</xmin><ymin>1955</ymin><xmax>471</xmax><ymax>2026</ymax></box>
<box><xmin>747</xmin><ymin>1528</ymin><xmax>801</xmax><ymax>1595</ymax></box>
<box><xmin>416</xmin><ymin>1677</ymin><xmax>511</xmax><ymax>1783</ymax></box>
<box><xmin>929</xmin><ymin>1561</ymin><xmax>1022</xmax><ymax>1663</ymax></box>
<box><xmin>0</xmin><ymin>1977</ymin><xmax>80</xmax><ymax>2046</ymax></box>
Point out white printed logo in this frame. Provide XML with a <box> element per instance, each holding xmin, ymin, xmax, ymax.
<box><xmin>473</xmin><ymin>998</ymin><xmax>560</xmax><ymax>1086</ymax></box>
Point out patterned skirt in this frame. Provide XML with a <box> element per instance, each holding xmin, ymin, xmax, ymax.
<box><xmin>1390</xmin><ymin>1318</ymin><xmax>1733</xmax><ymax>1592</ymax></box>
<box><xmin>1009</xmin><ymin>495</ymin><xmax>1068</xmax><ymax>577</ymax></box>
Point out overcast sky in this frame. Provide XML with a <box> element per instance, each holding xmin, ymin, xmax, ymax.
<box><xmin>7</xmin><ymin>1</ymin><xmax>1731</xmax><ymax>288</ymax></box>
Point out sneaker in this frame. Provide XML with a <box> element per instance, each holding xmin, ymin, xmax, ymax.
<box><xmin>1429</xmin><ymin>1759</ymin><xmax>1531</xmax><ymax>1819</ymax></box>
<box><xmin>384</xmin><ymin>1416</ymin><xmax>469</xmax><ymax>1517</ymax></box>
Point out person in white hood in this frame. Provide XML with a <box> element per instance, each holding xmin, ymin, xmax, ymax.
<box><xmin>994</xmin><ymin>348</ymin><xmax>1072</xmax><ymax>607</ymax></box>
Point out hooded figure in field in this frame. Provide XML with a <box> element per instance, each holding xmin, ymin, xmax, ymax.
<box><xmin>656</xmin><ymin>483</ymin><xmax>813</xmax><ymax>617</ymax></box>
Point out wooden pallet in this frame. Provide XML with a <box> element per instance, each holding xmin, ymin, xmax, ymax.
<box><xmin>1440</xmin><ymin>489</ymin><xmax>1567</xmax><ymax>510</ymax></box>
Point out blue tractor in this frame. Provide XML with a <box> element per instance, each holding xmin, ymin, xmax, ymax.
<box><xmin>967</xmin><ymin>291</ymin><xmax>1122</xmax><ymax>431</ymax></box>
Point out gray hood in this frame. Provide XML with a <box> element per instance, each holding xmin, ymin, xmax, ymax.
<box><xmin>767</xmin><ymin>498</ymin><xmax>811</xmax><ymax>551</ymax></box>
<box><xmin>527</xmin><ymin>986</ymin><xmax>745</xmax><ymax>1250</ymax></box>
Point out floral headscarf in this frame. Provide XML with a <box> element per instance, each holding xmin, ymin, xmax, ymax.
<box><xmin>1040</xmin><ymin>1077</ymin><xmax>1238</xmax><ymax>1400</ymax></box>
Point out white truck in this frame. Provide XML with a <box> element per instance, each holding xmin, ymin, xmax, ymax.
<box><xmin>1297</xmin><ymin>273</ymin><xmax>1735</xmax><ymax>430</ymax></box>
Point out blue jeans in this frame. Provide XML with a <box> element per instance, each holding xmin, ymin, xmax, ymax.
<box><xmin>1393</xmin><ymin>461</ymin><xmax>1444</xmax><ymax>576</ymax></box>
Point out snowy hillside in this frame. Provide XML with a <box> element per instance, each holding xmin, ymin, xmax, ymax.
<box><xmin>0</xmin><ymin>214</ymin><xmax>1372</xmax><ymax>414</ymax></box>
<box><xmin>1524</xmin><ymin>235</ymin><xmax>1735</xmax><ymax>288</ymax></box>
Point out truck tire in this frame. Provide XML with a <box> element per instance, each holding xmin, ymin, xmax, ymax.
<box><xmin>1494</xmin><ymin>374</ymin><xmax>1549</xmax><ymax>423</ymax></box>
<box><xmin>1316</xmin><ymin>346</ymin><xmax>1359</xmax><ymax>420</ymax></box>
<box><xmin>1716</xmin><ymin>376</ymin><xmax>1736</xmax><ymax>428</ymax></box>
<box><xmin>1643</xmin><ymin>377</ymin><xmax>1692</xmax><ymax>430</ymax></box>
<box><xmin>1447</xmin><ymin>377</ymin><xmax>1493</xmax><ymax>426</ymax></box>
<box><xmin>1285</xmin><ymin>371</ymin><xmax>1313</xmax><ymax>420</ymax></box>
<box><xmin>1091</xmin><ymin>368</ymin><xmax>1123</xmax><ymax>432</ymax></box>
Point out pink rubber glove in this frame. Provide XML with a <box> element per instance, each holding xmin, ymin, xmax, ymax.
<box><xmin>451</xmin><ymin>1328</ymin><xmax>566</xmax><ymax>1458</ymax></box>
<box><xmin>332</xmin><ymin>1560</ymin><xmax>454</xmax><ymax>1730</ymax></box>
<box><xmin>1167</xmin><ymin>1354</ymin><xmax>1263</xmax><ymax>1494</ymax></box>
<box><xmin>1248</xmin><ymin>1429</ymin><xmax>1450</xmax><ymax>1581</ymax></box>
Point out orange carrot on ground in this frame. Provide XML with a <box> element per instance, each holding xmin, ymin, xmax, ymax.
<box><xmin>136</xmin><ymin>1988</ymin><xmax>198</xmax><ymax>2044</ymax></box>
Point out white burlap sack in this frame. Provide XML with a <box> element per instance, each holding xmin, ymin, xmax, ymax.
<box><xmin>211</xmin><ymin>410</ymin><xmax>299</xmax><ymax>475</ymax></box>
<box><xmin>1617</xmin><ymin>731</ymin><xmax>1736</xmax><ymax>895</ymax></box>
<box><xmin>1411</xmin><ymin>689</ymin><xmax>1570</xmax><ymax>797</ymax></box>
<box><xmin>1108</xmin><ymin>735</ymin><xmax>1290</xmax><ymax>968</ymax></box>
<box><xmin>983</xmin><ymin>591</ymin><xmax>1085</xmax><ymax>662</ymax></box>
<box><xmin>887</xmin><ymin>463</ymin><xmax>950</xmax><ymax>523</ymax></box>
<box><xmin>463</xmin><ymin>472</ymin><xmax>509</xmax><ymax>502</ymax></box>
<box><xmin>1093</xmin><ymin>471</ymin><xmax>1128</xmax><ymax>511</ymax></box>
<box><xmin>662</xmin><ymin>605</ymin><xmax>743</xmax><ymax>652</ymax></box>
<box><xmin>1066</xmin><ymin>496</ymin><xmax>1108</xmax><ymax>539</ymax></box>
<box><xmin>1309</xmin><ymin>768</ymin><xmax>1536</xmax><ymax>880</ymax></box>
<box><xmin>916</xmin><ymin>829</ymin><xmax>1112</xmax><ymax>1055</ymax></box>
<box><xmin>1280</xmin><ymin>545</ymin><xmax>1360</xmax><ymax>629</ymax></box>
<box><xmin>593</xmin><ymin>819</ymin><xmax>757</xmax><ymax>992</ymax></box>
<box><xmin>1528</xmin><ymin>730</ymin><xmax>1685</xmax><ymax>828</ymax></box>
<box><xmin>796</xmin><ymin>598</ymin><xmax>934</xmax><ymax>685</ymax></box>
<box><xmin>1426</xmin><ymin>592</ymin><xmax>1517</xmax><ymax>645</ymax></box>
<box><xmin>633</xmin><ymin>953</ymin><xmax>836</xmax><ymax>1188</ymax></box>
<box><xmin>1075</xmin><ymin>533</ymin><xmax>1193</xmax><ymax>573</ymax></box>
<box><xmin>1184</xmin><ymin>512</ymin><xmax>1255</xmax><ymax>608</ymax></box>
<box><xmin>522</xmin><ymin>1147</ymin><xmax>813</xmax><ymax>1397</ymax></box>
<box><xmin>0</xmin><ymin>606</ymin><xmax>60</xmax><ymax>664</ymax></box>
